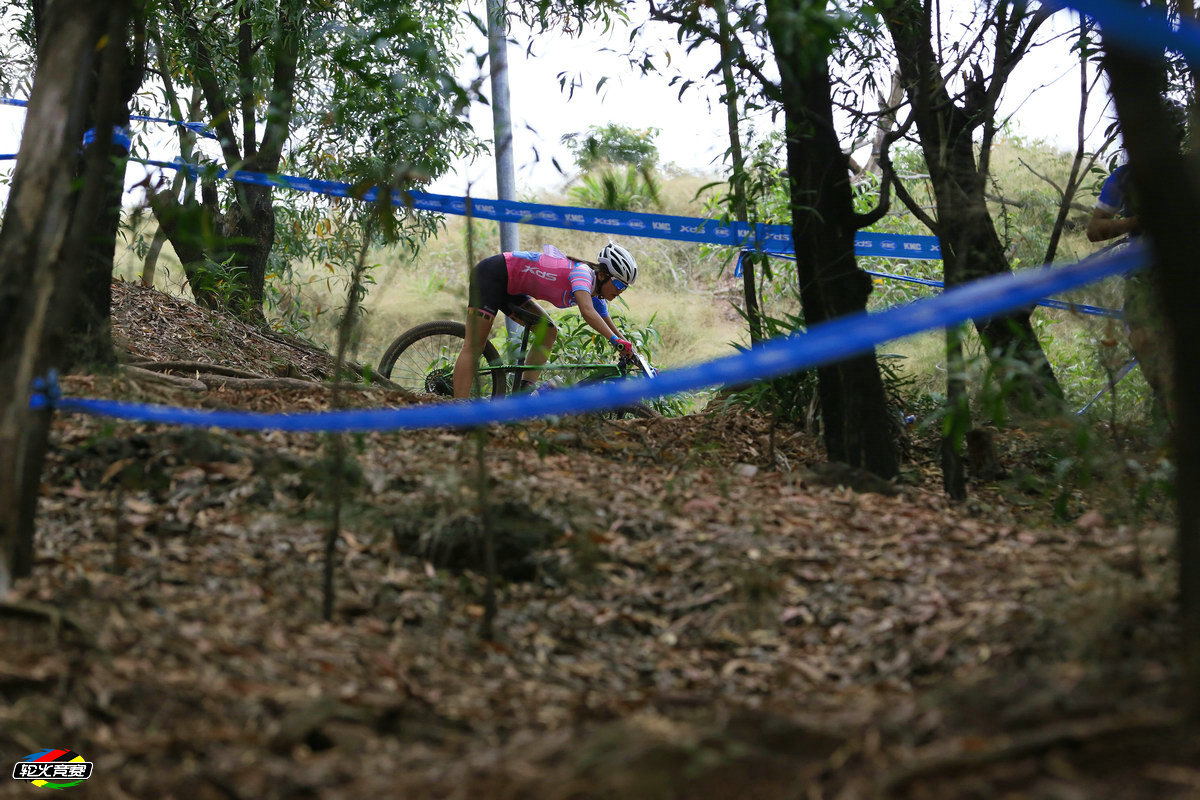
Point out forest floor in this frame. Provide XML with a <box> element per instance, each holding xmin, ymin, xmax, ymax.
<box><xmin>1</xmin><ymin>279</ymin><xmax>1197</xmax><ymax>799</ymax></box>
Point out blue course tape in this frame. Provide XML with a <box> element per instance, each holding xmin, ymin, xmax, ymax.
<box><xmin>737</xmin><ymin>250</ymin><xmax>1124</xmax><ymax>318</ymax></box>
<box><xmin>34</xmin><ymin>241</ymin><xmax>1147</xmax><ymax>432</ymax></box>
<box><xmin>1047</xmin><ymin>0</ymin><xmax>1200</xmax><ymax>63</ymax></box>
<box><xmin>861</xmin><ymin>269</ymin><xmax>1121</xmax><ymax>318</ymax></box>
<box><xmin>136</xmin><ymin>157</ymin><xmax>940</xmax><ymax>258</ymax></box>
<box><xmin>83</xmin><ymin>126</ymin><xmax>133</xmax><ymax>152</ymax></box>
<box><xmin>0</xmin><ymin>97</ymin><xmax>217</xmax><ymax>139</ymax></box>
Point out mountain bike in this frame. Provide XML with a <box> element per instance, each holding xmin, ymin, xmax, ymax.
<box><xmin>377</xmin><ymin>320</ymin><xmax>659</xmax><ymax>418</ymax></box>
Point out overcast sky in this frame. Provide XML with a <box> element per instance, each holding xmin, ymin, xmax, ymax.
<box><xmin>433</xmin><ymin>2</ymin><xmax>1113</xmax><ymax>197</ymax></box>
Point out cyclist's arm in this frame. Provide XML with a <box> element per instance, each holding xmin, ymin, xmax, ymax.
<box><xmin>1086</xmin><ymin>208</ymin><xmax>1139</xmax><ymax>242</ymax></box>
<box><xmin>574</xmin><ymin>289</ymin><xmax>626</xmax><ymax>343</ymax></box>
<box><xmin>599</xmin><ymin>314</ymin><xmax>621</xmax><ymax>339</ymax></box>
<box><xmin>589</xmin><ymin>295</ymin><xmax>623</xmax><ymax>340</ymax></box>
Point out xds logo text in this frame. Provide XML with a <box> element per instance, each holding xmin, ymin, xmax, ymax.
<box><xmin>521</xmin><ymin>265</ymin><xmax>558</xmax><ymax>282</ymax></box>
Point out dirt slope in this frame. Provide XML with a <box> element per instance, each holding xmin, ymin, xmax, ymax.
<box><xmin>0</xmin><ymin>281</ymin><xmax>1195</xmax><ymax>799</ymax></box>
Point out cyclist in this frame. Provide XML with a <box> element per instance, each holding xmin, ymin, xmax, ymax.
<box><xmin>452</xmin><ymin>242</ymin><xmax>640</xmax><ymax>398</ymax></box>
<box><xmin>1087</xmin><ymin>152</ymin><xmax>1174</xmax><ymax>422</ymax></box>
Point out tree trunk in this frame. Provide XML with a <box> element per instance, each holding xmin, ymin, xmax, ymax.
<box><xmin>943</xmin><ymin>326</ymin><xmax>969</xmax><ymax>501</ymax></box>
<box><xmin>0</xmin><ymin>0</ymin><xmax>131</xmax><ymax>593</ymax></box>
<box><xmin>764</xmin><ymin>0</ymin><xmax>898</xmax><ymax>479</ymax></box>
<box><xmin>714</xmin><ymin>0</ymin><xmax>763</xmax><ymax>343</ymax></box>
<box><xmin>225</xmin><ymin>183</ymin><xmax>276</xmax><ymax>322</ymax></box>
<box><xmin>1104</xmin><ymin>47</ymin><xmax>1200</xmax><ymax>720</ymax></box>
<box><xmin>151</xmin><ymin>0</ymin><xmax>299</xmax><ymax>323</ymax></box>
<box><xmin>882</xmin><ymin>0</ymin><xmax>1063</xmax><ymax>409</ymax></box>
<box><xmin>27</xmin><ymin>2</ymin><xmax>140</xmax><ymax>371</ymax></box>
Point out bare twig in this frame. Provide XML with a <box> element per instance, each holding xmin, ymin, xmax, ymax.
<box><xmin>323</xmin><ymin>206</ymin><xmax>377</xmax><ymax>622</ymax></box>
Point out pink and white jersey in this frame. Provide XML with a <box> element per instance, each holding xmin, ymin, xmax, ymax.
<box><xmin>504</xmin><ymin>249</ymin><xmax>609</xmax><ymax>315</ymax></box>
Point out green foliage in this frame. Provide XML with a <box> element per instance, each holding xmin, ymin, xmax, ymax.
<box><xmin>490</xmin><ymin>311</ymin><xmax>698</xmax><ymax>416</ymax></box>
<box><xmin>562</xmin><ymin>124</ymin><xmax>660</xmax><ymax>172</ymax></box>
<box><xmin>141</xmin><ymin>0</ymin><xmax>479</xmax><ymax>318</ymax></box>
<box><xmin>720</xmin><ymin>298</ymin><xmax>913</xmax><ymax>441</ymax></box>
<box><xmin>268</xmin><ymin>201</ymin><xmax>381</xmax><ymax>338</ymax></box>
<box><xmin>567</xmin><ymin>165</ymin><xmax>662</xmax><ymax>212</ymax></box>
<box><xmin>721</xmin><ymin>304</ymin><xmax>819</xmax><ymax>427</ymax></box>
<box><xmin>1001</xmin><ymin>414</ymin><xmax>1174</xmax><ymax>523</ymax></box>
<box><xmin>506</xmin><ymin>311</ymin><xmax>662</xmax><ymax>370</ymax></box>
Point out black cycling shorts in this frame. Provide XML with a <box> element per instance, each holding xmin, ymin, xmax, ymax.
<box><xmin>468</xmin><ymin>254</ymin><xmax>544</xmax><ymax>327</ymax></box>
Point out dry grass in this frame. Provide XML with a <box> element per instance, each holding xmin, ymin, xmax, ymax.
<box><xmin>267</xmin><ymin>174</ymin><xmax>741</xmax><ymax>371</ymax></box>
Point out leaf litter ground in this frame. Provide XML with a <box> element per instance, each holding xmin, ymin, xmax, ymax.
<box><xmin>1</xmin><ymin>281</ymin><xmax>1197</xmax><ymax>799</ymax></box>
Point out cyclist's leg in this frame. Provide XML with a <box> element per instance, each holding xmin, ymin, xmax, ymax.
<box><xmin>507</xmin><ymin>299</ymin><xmax>558</xmax><ymax>385</ymax></box>
<box><xmin>454</xmin><ymin>256</ymin><xmax>504</xmax><ymax>398</ymax></box>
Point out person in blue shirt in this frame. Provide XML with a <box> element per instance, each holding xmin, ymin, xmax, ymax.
<box><xmin>1086</xmin><ymin>164</ymin><xmax>1139</xmax><ymax>243</ymax></box>
<box><xmin>1087</xmin><ymin>159</ymin><xmax>1171</xmax><ymax>421</ymax></box>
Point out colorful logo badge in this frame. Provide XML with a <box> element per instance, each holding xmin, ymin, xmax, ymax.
<box><xmin>11</xmin><ymin>749</ymin><xmax>93</xmax><ymax>789</ymax></box>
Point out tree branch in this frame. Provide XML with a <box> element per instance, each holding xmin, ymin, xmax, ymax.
<box><xmin>854</xmin><ymin>114</ymin><xmax>914</xmax><ymax>229</ymax></box>
<box><xmin>169</xmin><ymin>0</ymin><xmax>242</xmax><ymax>167</ymax></box>
<box><xmin>1017</xmin><ymin>157</ymin><xmax>1065</xmax><ymax>199</ymax></box>
<box><xmin>239</xmin><ymin>2</ymin><xmax>256</xmax><ymax>160</ymax></box>
<box><xmin>648</xmin><ymin>0</ymin><xmax>780</xmax><ymax>102</ymax></box>
<box><xmin>879</xmin><ymin>126</ymin><xmax>939</xmax><ymax>233</ymax></box>
<box><xmin>258</xmin><ymin>2</ymin><xmax>300</xmax><ymax>169</ymax></box>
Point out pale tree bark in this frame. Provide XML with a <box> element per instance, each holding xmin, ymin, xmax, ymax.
<box><xmin>0</xmin><ymin>0</ymin><xmax>132</xmax><ymax>594</ymax></box>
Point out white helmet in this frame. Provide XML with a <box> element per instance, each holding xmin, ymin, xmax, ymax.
<box><xmin>597</xmin><ymin>242</ymin><xmax>638</xmax><ymax>286</ymax></box>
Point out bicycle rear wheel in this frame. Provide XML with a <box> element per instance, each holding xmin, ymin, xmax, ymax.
<box><xmin>377</xmin><ymin>321</ymin><xmax>506</xmax><ymax>398</ymax></box>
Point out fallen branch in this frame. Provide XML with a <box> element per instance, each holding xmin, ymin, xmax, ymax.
<box><xmin>203</xmin><ymin>375</ymin><xmax>331</xmax><ymax>391</ymax></box>
<box><xmin>0</xmin><ymin>599</ymin><xmax>87</xmax><ymax>635</ymax></box>
<box><xmin>877</xmin><ymin>711</ymin><xmax>1181</xmax><ymax>796</ymax></box>
<box><xmin>119</xmin><ymin>365</ymin><xmax>206</xmax><ymax>391</ymax></box>
<box><xmin>126</xmin><ymin>360</ymin><xmax>266</xmax><ymax>380</ymax></box>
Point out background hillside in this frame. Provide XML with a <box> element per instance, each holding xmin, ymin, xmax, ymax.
<box><xmin>113</xmin><ymin>136</ymin><xmax>1153</xmax><ymax>421</ymax></box>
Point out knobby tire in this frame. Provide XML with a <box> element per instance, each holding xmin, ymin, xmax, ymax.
<box><xmin>377</xmin><ymin>321</ymin><xmax>506</xmax><ymax>399</ymax></box>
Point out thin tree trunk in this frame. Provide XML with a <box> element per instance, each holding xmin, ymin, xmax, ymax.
<box><xmin>152</xmin><ymin>0</ymin><xmax>299</xmax><ymax>322</ymax></box>
<box><xmin>65</xmin><ymin>6</ymin><xmax>144</xmax><ymax>370</ymax></box>
<box><xmin>883</xmin><ymin>0</ymin><xmax>1063</xmax><ymax>408</ymax></box>
<box><xmin>942</xmin><ymin>326</ymin><xmax>968</xmax><ymax>500</ymax></box>
<box><xmin>1044</xmin><ymin>22</ymin><xmax>1115</xmax><ymax>265</ymax></box>
<box><xmin>142</xmin><ymin>227</ymin><xmax>168</xmax><ymax>288</ymax></box>
<box><xmin>715</xmin><ymin>0</ymin><xmax>762</xmax><ymax>343</ymax></box>
<box><xmin>0</xmin><ymin>0</ymin><xmax>130</xmax><ymax>593</ymax></box>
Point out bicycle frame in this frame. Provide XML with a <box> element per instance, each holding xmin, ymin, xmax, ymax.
<box><xmin>499</xmin><ymin>325</ymin><xmax>656</xmax><ymax>388</ymax></box>
<box><xmin>379</xmin><ymin>319</ymin><xmax>655</xmax><ymax>400</ymax></box>
<box><xmin>476</xmin><ymin>356</ymin><xmax>649</xmax><ymax>389</ymax></box>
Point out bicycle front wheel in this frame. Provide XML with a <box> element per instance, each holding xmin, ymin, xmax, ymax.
<box><xmin>377</xmin><ymin>321</ymin><xmax>506</xmax><ymax>398</ymax></box>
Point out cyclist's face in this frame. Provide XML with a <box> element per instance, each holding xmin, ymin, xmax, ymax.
<box><xmin>599</xmin><ymin>277</ymin><xmax>624</xmax><ymax>301</ymax></box>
